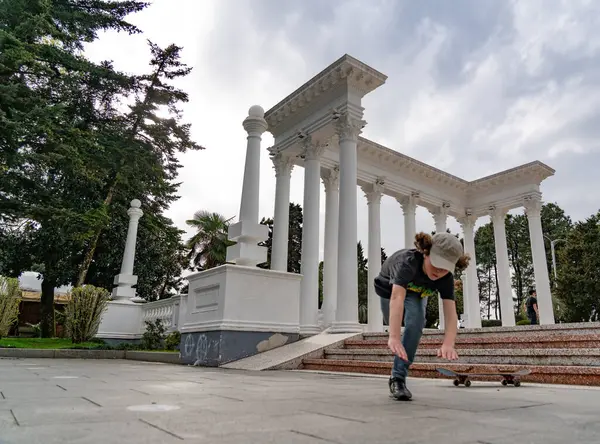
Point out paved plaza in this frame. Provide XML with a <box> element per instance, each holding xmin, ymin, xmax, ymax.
<box><xmin>0</xmin><ymin>358</ymin><xmax>598</xmax><ymax>443</ymax></box>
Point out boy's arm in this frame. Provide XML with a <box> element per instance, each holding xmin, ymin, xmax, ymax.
<box><xmin>389</xmin><ymin>284</ymin><xmax>406</xmax><ymax>340</ymax></box>
<box><xmin>442</xmin><ymin>299</ymin><xmax>458</xmax><ymax>346</ymax></box>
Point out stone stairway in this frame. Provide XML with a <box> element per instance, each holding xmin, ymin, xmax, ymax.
<box><xmin>301</xmin><ymin>323</ymin><xmax>600</xmax><ymax>386</ymax></box>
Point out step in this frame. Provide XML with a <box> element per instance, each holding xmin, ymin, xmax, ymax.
<box><xmin>324</xmin><ymin>348</ymin><xmax>600</xmax><ymax>367</ymax></box>
<box><xmin>364</xmin><ymin>322</ymin><xmax>600</xmax><ymax>339</ymax></box>
<box><xmin>345</xmin><ymin>334</ymin><xmax>600</xmax><ymax>350</ymax></box>
<box><xmin>301</xmin><ymin>359</ymin><xmax>600</xmax><ymax>386</ymax></box>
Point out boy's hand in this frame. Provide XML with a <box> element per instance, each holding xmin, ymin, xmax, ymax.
<box><xmin>388</xmin><ymin>337</ymin><xmax>408</xmax><ymax>361</ymax></box>
<box><xmin>437</xmin><ymin>343</ymin><xmax>459</xmax><ymax>360</ymax></box>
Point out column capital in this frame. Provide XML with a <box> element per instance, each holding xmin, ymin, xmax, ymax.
<box><xmin>242</xmin><ymin>105</ymin><xmax>268</xmax><ymax>137</ymax></box>
<box><xmin>397</xmin><ymin>192</ymin><xmax>419</xmax><ymax>214</ymax></box>
<box><xmin>362</xmin><ymin>178</ymin><xmax>385</xmax><ymax>205</ymax></box>
<box><xmin>488</xmin><ymin>205</ymin><xmax>508</xmax><ymax>222</ymax></box>
<box><xmin>127</xmin><ymin>199</ymin><xmax>143</xmax><ymax>219</ymax></box>
<box><xmin>523</xmin><ymin>194</ymin><xmax>542</xmax><ymax>217</ymax></box>
<box><xmin>271</xmin><ymin>153</ymin><xmax>294</xmax><ymax>178</ymax></box>
<box><xmin>457</xmin><ymin>210</ymin><xmax>477</xmax><ymax>230</ymax></box>
<box><xmin>301</xmin><ymin>135</ymin><xmax>327</xmax><ymax>161</ymax></box>
<box><xmin>334</xmin><ymin>112</ymin><xmax>365</xmax><ymax>143</ymax></box>
<box><xmin>321</xmin><ymin>166</ymin><xmax>339</xmax><ymax>192</ymax></box>
<box><xmin>429</xmin><ymin>202</ymin><xmax>450</xmax><ymax>229</ymax></box>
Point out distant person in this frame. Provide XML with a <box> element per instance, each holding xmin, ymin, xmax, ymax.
<box><xmin>526</xmin><ymin>289</ymin><xmax>539</xmax><ymax>325</ymax></box>
<box><xmin>374</xmin><ymin>232</ymin><xmax>471</xmax><ymax>401</ymax></box>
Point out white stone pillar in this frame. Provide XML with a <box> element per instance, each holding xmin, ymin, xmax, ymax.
<box><xmin>431</xmin><ymin>203</ymin><xmax>449</xmax><ymax>330</ymax></box>
<box><xmin>299</xmin><ymin>136</ymin><xmax>325</xmax><ymax>335</ymax></box>
<box><xmin>112</xmin><ymin>199</ymin><xmax>143</xmax><ymax>299</ymax></box>
<box><xmin>458</xmin><ymin>212</ymin><xmax>482</xmax><ymax>328</ymax></box>
<box><xmin>270</xmin><ymin>153</ymin><xmax>294</xmax><ymax>271</ymax></box>
<box><xmin>490</xmin><ymin>206</ymin><xmax>516</xmax><ymax>326</ymax></box>
<box><xmin>524</xmin><ymin>194</ymin><xmax>555</xmax><ymax>324</ymax></box>
<box><xmin>330</xmin><ymin>113</ymin><xmax>364</xmax><ymax>333</ymax></box>
<box><xmin>398</xmin><ymin>193</ymin><xmax>418</xmax><ymax>248</ymax></box>
<box><xmin>322</xmin><ymin>167</ymin><xmax>339</xmax><ymax>327</ymax></box>
<box><xmin>460</xmin><ymin>273</ymin><xmax>467</xmax><ymax>326</ymax></box>
<box><xmin>363</xmin><ymin>179</ymin><xmax>385</xmax><ymax>332</ymax></box>
<box><xmin>226</xmin><ymin>105</ymin><xmax>269</xmax><ymax>267</ymax></box>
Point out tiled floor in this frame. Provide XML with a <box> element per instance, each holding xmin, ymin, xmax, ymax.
<box><xmin>0</xmin><ymin>358</ymin><xmax>598</xmax><ymax>443</ymax></box>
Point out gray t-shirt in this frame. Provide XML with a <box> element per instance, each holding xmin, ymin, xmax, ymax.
<box><xmin>374</xmin><ymin>248</ymin><xmax>455</xmax><ymax>301</ymax></box>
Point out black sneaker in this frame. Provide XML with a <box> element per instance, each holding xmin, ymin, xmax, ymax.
<box><xmin>388</xmin><ymin>377</ymin><xmax>412</xmax><ymax>401</ymax></box>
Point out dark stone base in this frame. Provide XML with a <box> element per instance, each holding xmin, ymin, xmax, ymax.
<box><xmin>179</xmin><ymin>330</ymin><xmax>300</xmax><ymax>366</ymax></box>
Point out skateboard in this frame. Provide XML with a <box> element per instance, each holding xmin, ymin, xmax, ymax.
<box><xmin>436</xmin><ymin>367</ymin><xmax>531</xmax><ymax>387</ymax></box>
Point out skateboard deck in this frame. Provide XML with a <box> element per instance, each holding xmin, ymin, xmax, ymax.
<box><xmin>436</xmin><ymin>367</ymin><xmax>531</xmax><ymax>387</ymax></box>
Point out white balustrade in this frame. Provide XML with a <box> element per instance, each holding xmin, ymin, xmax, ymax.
<box><xmin>141</xmin><ymin>295</ymin><xmax>182</xmax><ymax>333</ymax></box>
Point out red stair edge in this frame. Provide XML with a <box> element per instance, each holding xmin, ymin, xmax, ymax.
<box><xmin>301</xmin><ymin>359</ymin><xmax>600</xmax><ymax>386</ymax></box>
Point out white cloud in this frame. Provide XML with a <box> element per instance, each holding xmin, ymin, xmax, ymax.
<box><xmin>84</xmin><ymin>0</ymin><xmax>600</xmax><ymax>259</ymax></box>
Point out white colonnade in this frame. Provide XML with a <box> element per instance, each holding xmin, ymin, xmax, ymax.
<box><xmin>269</xmin><ymin>142</ymin><xmax>555</xmax><ymax>332</ymax></box>
<box><xmin>250</xmin><ymin>55</ymin><xmax>555</xmax><ymax>333</ymax></box>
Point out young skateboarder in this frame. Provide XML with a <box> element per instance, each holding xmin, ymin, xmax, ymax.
<box><xmin>374</xmin><ymin>232</ymin><xmax>471</xmax><ymax>400</ymax></box>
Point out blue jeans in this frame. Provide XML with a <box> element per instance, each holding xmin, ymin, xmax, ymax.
<box><xmin>380</xmin><ymin>293</ymin><xmax>428</xmax><ymax>381</ymax></box>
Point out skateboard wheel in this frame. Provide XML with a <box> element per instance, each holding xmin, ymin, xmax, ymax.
<box><xmin>453</xmin><ymin>379</ymin><xmax>459</xmax><ymax>386</ymax></box>
<box><xmin>465</xmin><ymin>380</ymin><xmax>471</xmax><ymax>387</ymax></box>
<box><xmin>514</xmin><ymin>381</ymin><xmax>521</xmax><ymax>387</ymax></box>
<box><xmin>501</xmin><ymin>380</ymin><xmax>508</xmax><ymax>386</ymax></box>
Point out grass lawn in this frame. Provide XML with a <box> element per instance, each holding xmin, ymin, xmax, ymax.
<box><xmin>0</xmin><ymin>338</ymin><xmax>101</xmax><ymax>349</ymax></box>
<box><xmin>0</xmin><ymin>337</ymin><xmax>179</xmax><ymax>352</ymax></box>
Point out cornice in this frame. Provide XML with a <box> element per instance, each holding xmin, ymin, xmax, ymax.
<box><xmin>264</xmin><ymin>54</ymin><xmax>387</xmax><ymax>133</ymax></box>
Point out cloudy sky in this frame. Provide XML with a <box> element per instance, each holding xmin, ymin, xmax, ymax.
<box><xmin>83</xmin><ymin>0</ymin><xmax>600</xmax><ymax>259</ymax></box>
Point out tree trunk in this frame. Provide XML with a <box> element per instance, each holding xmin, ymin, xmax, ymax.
<box><xmin>76</xmin><ymin>185</ymin><xmax>117</xmax><ymax>286</ymax></box>
<box><xmin>40</xmin><ymin>277</ymin><xmax>56</xmax><ymax>338</ymax></box>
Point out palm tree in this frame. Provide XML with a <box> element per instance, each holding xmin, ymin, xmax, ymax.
<box><xmin>186</xmin><ymin>211</ymin><xmax>235</xmax><ymax>271</ymax></box>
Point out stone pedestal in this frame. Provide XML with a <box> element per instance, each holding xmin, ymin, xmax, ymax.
<box><xmin>179</xmin><ymin>264</ymin><xmax>301</xmax><ymax>366</ymax></box>
<box><xmin>96</xmin><ymin>299</ymin><xmax>143</xmax><ymax>344</ymax></box>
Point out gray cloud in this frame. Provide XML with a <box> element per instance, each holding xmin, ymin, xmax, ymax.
<box><xmin>90</xmin><ymin>0</ymin><xmax>600</xmax><ymax>257</ymax></box>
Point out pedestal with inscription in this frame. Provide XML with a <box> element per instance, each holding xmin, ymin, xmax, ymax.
<box><xmin>179</xmin><ymin>264</ymin><xmax>301</xmax><ymax>366</ymax></box>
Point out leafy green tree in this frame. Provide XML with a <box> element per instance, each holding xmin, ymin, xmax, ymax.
<box><xmin>475</xmin><ymin>223</ymin><xmax>499</xmax><ymax>320</ymax></box>
<box><xmin>357</xmin><ymin>241</ymin><xmax>368</xmax><ymax>323</ymax></box>
<box><xmin>0</xmin><ymin>0</ymin><xmax>149</xmax><ymax>337</ymax></box>
<box><xmin>76</xmin><ymin>40</ymin><xmax>204</xmax><ymax>285</ymax></box>
<box><xmin>258</xmin><ymin>203</ymin><xmax>303</xmax><ymax>273</ymax></box>
<box><xmin>555</xmin><ymin>212</ymin><xmax>600</xmax><ymax>323</ymax></box>
<box><xmin>186</xmin><ymin>211</ymin><xmax>234</xmax><ymax>271</ymax></box>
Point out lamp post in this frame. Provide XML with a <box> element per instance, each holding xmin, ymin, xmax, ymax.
<box><xmin>543</xmin><ymin>235</ymin><xmax>566</xmax><ymax>283</ymax></box>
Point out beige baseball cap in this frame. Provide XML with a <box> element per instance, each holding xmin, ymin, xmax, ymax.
<box><xmin>429</xmin><ymin>232</ymin><xmax>464</xmax><ymax>274</ymax></box>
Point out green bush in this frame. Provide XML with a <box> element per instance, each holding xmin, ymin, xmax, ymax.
<box><xmin>141</xmin><ymin>319</ymin><xmax>166</xmax><ymax>350</ymax></box>
<box><xmin>165</xmin><ymin>331</ymin><xmax>181</xmax><ymax>350</ymax></box>
<box><xmin>0</xmin><ymin>276</ymin><xmax>22</xmax><ymax>338</ymax></box>
<box><xmin>516</xmin><ymin>319</ymin><xmax>532</xmax><ymax>326</ymax></box>
<box><xmin>64</xmin><ymin>285</ymin><xmax>110</xmax><ymax>343</ymax></box>
<box><xmin>481</xmin><ymin>319</ymin><xmax>502</xmax><ymax>328</ymax></box>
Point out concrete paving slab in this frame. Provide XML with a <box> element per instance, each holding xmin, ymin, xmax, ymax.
<box><xmin>0</xmin><ymin>358</ymin><xmax>599</xmax><ymax>443</ymax></box>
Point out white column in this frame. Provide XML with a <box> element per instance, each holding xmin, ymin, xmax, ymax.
<box><xmin>431</xmin><ymin>203</ymin><xmax>449</xmax><ymax>330</ymax></box>
<box><xmin>322</xmin><ymin>167</ymin><xmax>339</xmax><ymax>327</ymax></box>
<box><xmin>490</xmin><ymin>206</ymin><xmax>516</xmax><ymax>326</ymax></box>
<box><xmin>460</xmin><ymin>273</ymin><xmax>467</xmax><ymax>326</ymax></box>
<box><xmin>270</xmin><ymin>153</ymin><xmax>294</xmax><ymax>271</ymax></box>
<box><xmin>524</xmin><ymin>194</ymin><xmax>555</xmax><ymax>324</ymax></box>
<box><xmin>226</xmin><ymin>105</ymin><xmax>269</xmax><ymax>266</ymax></box>
<box><xmin>112</xmin><ymin>199</ymin><xmax>143</xmax><ymax>299</ymax></box>
<box><xmin>299</xmin><ymin>136</ymin><xmax>325</xmax><ymax>335</ymax></box>
<box><xmin>363</xmin><ymin>179</ymin><xmax>385</xmax><ymax>332</ymax></box>
<box><xmin>458</xmin><ymin>212</ymin><xmax>482</xmax><ymax>328</ymax></box>
<box><xmin>330</xmin><ymin>113</ymin><xmax>364</xmax><ymax>333</ymax></box>
<box><xmin>398</xmin><ymin>193</ymin><xmax>418</xmax><ymax>248</ymax></box>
